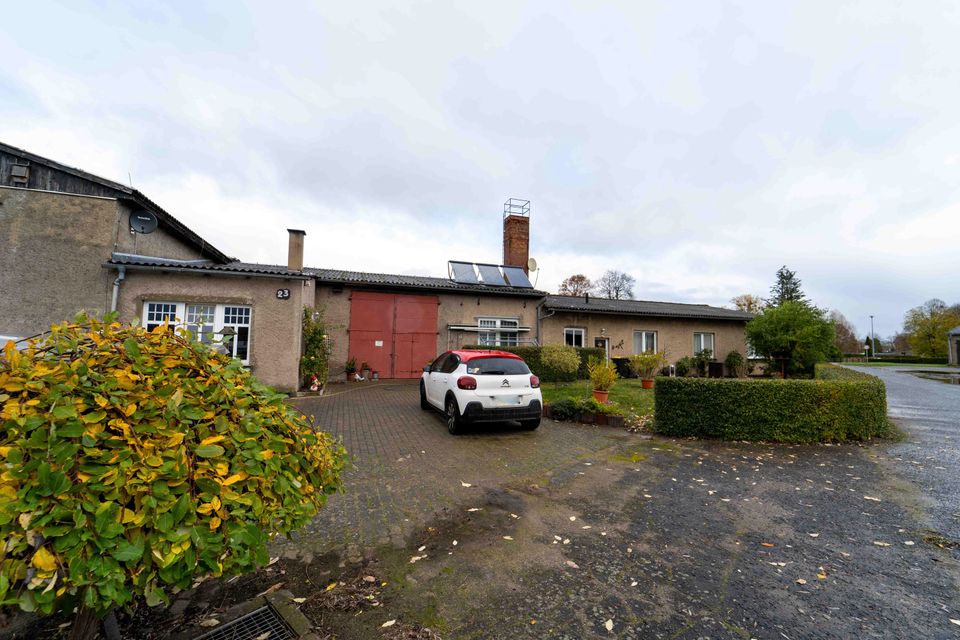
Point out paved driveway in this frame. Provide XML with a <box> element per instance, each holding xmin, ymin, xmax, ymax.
<box><xmin>847</xmin><ymin>365</ymin><xmax>960</xmax><ymax>538</ymax></box>
<box><xmin>267</xmin><ymin>380</ymin><xmax>960</xmax><ymax>640</ymax></box>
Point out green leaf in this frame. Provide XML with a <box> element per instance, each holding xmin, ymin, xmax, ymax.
<box><xmin>112</xmin><ymin>537</ymin><xmax>144</xmax><ymax>563</ymax></box>
<box><xmin>195</xmin><ymin>444</ymin><xmax>225</xmax><ymax>458</ymax></box>
<box><xmin>172</xmin><ymin>494</ymin><xmax>191</xmax><ymax>525</ymax></box>
<box><xmin>51</xmin><ymin>405</ymin><xmax>77</xmax><ymax>420</ymax></box>
<box><xmin>123</xmin><ymin>338</ymin><xmax>141</xmax><ymax>359</ymax></box>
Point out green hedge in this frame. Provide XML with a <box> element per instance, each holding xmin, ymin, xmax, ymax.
<box><xmin>653</xmin><ymin>364</ymin><xmax>888</xmax><ymax>443</ymax></box>
<box><xmin>461</xmin><ymin>345</ymin><xmax>605</xmax><ymax>381</ymax></box>
<box><xmin>850</xmin><ymin>355</ymin><xmax>948</xmax><ymax>365</ymax></box>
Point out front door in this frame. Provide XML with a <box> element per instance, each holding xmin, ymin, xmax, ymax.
<box><xmin>594</xmin><ymin>337</ymin><xmax>609</xmax><ymax>361</ymax></box>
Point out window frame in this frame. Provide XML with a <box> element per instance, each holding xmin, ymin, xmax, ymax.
<box><xmin>142</xmin><ymin>301</ymin><xmax>253</xmax><ymax>365</ymax></box>
<box><xmin>563</xmin><ymin>327</ymin><xmax>585</xmax><ymax>348</ymax></box>
<box><xmin>693</xmin><ymin>332</ymin><xmax>715</xmax><ymax>355</ymax></box>
<box><xmin>477</xmin><ymin>317</ymin><xmax>520</xmax><ymax>347</ymax></box>
<box><xmin>633</xmin><ymin>330</ymin><xmax>657</xmax><ymax>354</ymax></box>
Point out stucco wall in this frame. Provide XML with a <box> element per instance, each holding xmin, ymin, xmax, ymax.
<box><xmin>117</xmin><ymin>271</ymin><xmax>311</xmax><ymax>392</ymax></box>
<box><xmin>540</xmin><ymin>311</ymin><xmax>749</xmax><ymax>363</ymax></box>
<box><xmin>0</xmin><ymin>188</ymin><xmax>117</xmax><ymax>337</ymax></box>
<box><xmin>314</xmin><ymin>285</ymin><xmax>538</xmax><ymax>379</ymax></box>
<box><xmin>113</xmin><ymin>199</ymin><xmax>208</xmax><ymax>261</ymax></box>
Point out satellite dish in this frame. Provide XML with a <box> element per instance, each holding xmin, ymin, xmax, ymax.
<box><xmin>129</xmin><ymin>210</ymin><xmax>158</xmax><ymax>234</ymax></box>
<box><xmin>527</xmin><ymin>257</ymin><xmax>538</xmax><ymax>272</ymax></box>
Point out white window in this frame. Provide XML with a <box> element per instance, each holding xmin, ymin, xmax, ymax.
<box><xmin>477</xmin><ymin>318</ymin><xmax>519</xmax><ymax>347</ymax></box>
<box><xmin>142</xmin><ymin>302</ymin><xmax>252</xmax><ymax>364</ymax></box>
<box><xmin>633</xmin><ymin>330</ymin><xmax>657</xmax><ymax>354</ymax></box>
<box><xmin>693</xmin><ymin>332</ymin><xmax>715</xmax><ymax>354</ymax></box>
<box><xmin>564</xmin><ymin>328</ymin><xmax>585</xmax><ymax>348</ymax></box>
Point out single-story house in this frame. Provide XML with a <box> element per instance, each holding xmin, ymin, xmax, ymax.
<box><xmin>0</xmin><ymin>141</ymin><xmax>752</xmax><ymax>391</ymax></box>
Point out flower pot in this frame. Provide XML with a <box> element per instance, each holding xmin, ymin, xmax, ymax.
<box><xmin>347</xmin><ymin>372</ymin><xmax>356</xmax><ymax>381</ymax></box>
<box><xmin>543</xmin><ymin>404</ymin><xmax>553</xmax><ymax>419</ymax></box>
<box><xmin>641</xmin><ymin>378</ymin><xmax>654</xmax><ymax>390</ymax></box>
<box><xmin>592</xmin><ymin>389</ymin><xmax>609</xmax><ymax>403</ymax></box>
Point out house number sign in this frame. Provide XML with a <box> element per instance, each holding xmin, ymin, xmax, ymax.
<box><xmin>276</xmin><ymin>288</ymin><xmax>291</xmax><ymax>300</ymax></box>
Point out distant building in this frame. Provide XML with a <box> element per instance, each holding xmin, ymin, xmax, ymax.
<box><xmin>1</xmin><ymin>141</ymin><xmax>752</xmax><ymax>391</ymax></box>
<box><xmin>949</xmin><ymin>326</ymin><xmax>960</xmax><ymax>366</ymax></box>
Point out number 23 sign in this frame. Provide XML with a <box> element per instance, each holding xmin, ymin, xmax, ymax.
<box><xmin>276</xmin><ymin>288</ymin><xmax>291</xmax><ymax>300</ymax></box>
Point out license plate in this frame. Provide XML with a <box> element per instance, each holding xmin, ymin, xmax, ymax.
<box><xmin>491</xmin><ymin>395</ymin><xmax>522</xmax><ymax>406</ymax></box>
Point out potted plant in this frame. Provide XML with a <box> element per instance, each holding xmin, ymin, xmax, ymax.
<box><xmin>587</xmin><ymin>357</ymin><xmax>618</xmax><ymax>403</ymax></box>
<box><xmin>629</xmin><ymin>351</ymin><xmax>668</xmax><ymax>389</ymax></box>
<box><xmin>345</xmin><ymin>356</ymin><xmax>357</xmax><ymax>381</ymax></box>
<box><xmin>360</xmin><ymin>361</ymin><xmax>371</xmax><ymax>380</ymax></box>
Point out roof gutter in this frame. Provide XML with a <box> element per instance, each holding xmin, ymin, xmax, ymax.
<box><xmin>102</xmin><ymin>262</ymin><xmax>311</xmax><ymax>281</ymax></box>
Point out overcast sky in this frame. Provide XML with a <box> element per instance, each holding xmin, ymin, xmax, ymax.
<box><xmin>3</xmin><ymin>1</ymin><xmax>959</xmax><ymax>339</ymax></box>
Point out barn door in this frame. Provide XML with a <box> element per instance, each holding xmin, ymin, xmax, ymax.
<box><xmin>348</xmin><ymin>292</ymin><xmax>438</xmax><ymax>378</ymax></box>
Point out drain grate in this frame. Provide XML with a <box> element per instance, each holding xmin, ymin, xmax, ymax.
<box><xmin>194</xmin><ymin>605</ymin><xmax>298</xmax><ymax>640</ymax></box>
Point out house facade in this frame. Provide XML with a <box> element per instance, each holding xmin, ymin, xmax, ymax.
<box><xmin>1</xmin><ymin>141</ymin><xmax>752</xmax><ymax>392</ymax></box>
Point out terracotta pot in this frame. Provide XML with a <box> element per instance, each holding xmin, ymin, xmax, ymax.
<box><xmin>641</xmin><ymin>378</ymin><xmax>655</xmax><ymax>390</ymax></box>
<box><xmin>592</xmin><ymin>389</ymin><xmax>609</xmax><ymax>403</ymax></box>
<box><xmin>543</xmin><ymin>404</ymin><xmax>553</xmax><ymax>419</ymax></box>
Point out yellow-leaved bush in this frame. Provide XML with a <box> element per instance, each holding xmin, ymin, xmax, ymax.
<box><xmin>0</xmin><ymin>317</ymin><xmax>347</xmax><ymax>616</ymax></box>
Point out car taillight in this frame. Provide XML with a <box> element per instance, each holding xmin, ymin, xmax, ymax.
<box><xmin>457</xmin><ymin>376</ymin><xmax>477</xmax><ymax>390</ymax></box>
<box><xmin>530</xmin><ymin>375</ymin><xmax>540</xmax><ymax>388</ymax></box>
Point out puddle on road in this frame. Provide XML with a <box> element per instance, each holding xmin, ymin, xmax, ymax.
<box><xmin>907</xmin><ymin>370</ymin><xmax>960</xmax><ymax>385</ymax></box>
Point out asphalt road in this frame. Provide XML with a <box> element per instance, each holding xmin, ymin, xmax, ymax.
<box><xmin>847</xmin><ymin>365</ymin><xmax>960</xmax><ymax>539</ymax></box>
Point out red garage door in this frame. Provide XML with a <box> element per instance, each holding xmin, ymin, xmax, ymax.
<box><xmin>348</xmin><ymin>292</ymin><xmax>438</xmax><ymax>379</ymax></box>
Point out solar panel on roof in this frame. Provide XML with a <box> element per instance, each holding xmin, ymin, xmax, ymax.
<box><xmin>502</xmin><ymin>266</ymin><xmax>533</xmax><ymax>288</ymax></box>
<box><xmin>477</xmin><ymin>263</ymin><xmax>507</xmax><ymax>286</ymax></box>
<box><xmin>449</xmin><ymin>261</ymin><xmax>479</xmax><ymax>284</ymax></box>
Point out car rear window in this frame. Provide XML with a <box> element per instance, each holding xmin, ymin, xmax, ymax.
<box><xmin>465</xmin><ymin>357</ymin><xmax>530</xmax><ymax>375</ymax></box>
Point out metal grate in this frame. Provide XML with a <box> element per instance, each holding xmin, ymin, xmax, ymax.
<box><xmin>194</xmin><ymin>605</ymin><xmax>297</xmax><ymax>640</ymax></box>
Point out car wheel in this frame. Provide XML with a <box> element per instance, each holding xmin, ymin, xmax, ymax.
<box><xmin>420</xmin><ymin>382</ymin><xmax>430</xmax><ymax>410</ymax></box>
<box><xmin>445</xmin><ymin>396</ymin><xmax>462</xmax><ymax>435</ymax></box>
<box><xmin>520</xmin><ymin>418</ymin><xmax>541</xmax><ymax>430</ymax></box>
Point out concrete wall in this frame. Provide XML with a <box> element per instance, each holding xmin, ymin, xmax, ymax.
<box><xmin>0</xmin><ymin>187</ymin><xmax>207</xmax><ymax>339</ymax></box>
<box><xmin>116</xmin><ymin>271</ymin><xmax>312</xmax><ymax>392</ymax></box>
<box><xmin>539</xmin><ymin>311</ymin><xmax>749</xmax><ymax>363</ymax></box>
<box><xmin>950</xmin><ymin>336</ymin><xmax>960</xmax><ymax>366</ymax></box>
<box><xmin>314</xmin><ymin>285</ymin><xmax>538</xmax><ymax>379</ymax></box>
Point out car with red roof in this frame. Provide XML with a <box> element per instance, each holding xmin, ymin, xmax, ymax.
<box><xmin>420</xmin><ymin>349</ymin><xmax>542</xmax><ymax>434</ymax></box>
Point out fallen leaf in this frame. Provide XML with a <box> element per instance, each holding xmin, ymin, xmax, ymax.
<box><xmin>569</xmin><ymin>516</ymin><xmax>577</xmax><ymax>521</ymax></box>
<box><xmin>382</xmin><ymin>619</ymin><xmax>397</xmax><ymax>628</ymax></box>
<box><xmin>582</xmin><ymin>525</ymin><xmax>592</xmax><ymax>530</ymax></box>
<box><xmin>255</xmin><ymin>632</ymin><xmax>272</xmax><ymax>640</ymax></box>
<box><xmin>643</xmin><ymin>494</ymin><xmax>653</xmax><ymax>498</ymax></box>
<box><xmin>817</xmin><ymin>571</ymin><xmax>828</xmax><ymax>580</ymax></box>
<box><xmin>503</xmin><ymin>536</ymin><xmax>513</xmax><ymax>540</ymax></box>
<box><xmin>199</xmin><ymin>619</ymin><xmax>220</xmax><ymax>628</ymax></box>
<box><xmin>460</xmin><ymin>481</ymin><xmax>472</xmax><ymax>488</ymax></box>
<box><xmin>873</xmin><ymin>541</ymin><xmax>891</xmax><ymax>547</ymax></box>
<box><xmin>530</xmin><ymin>619</ymin><xmax>537</xmax><ymax>625</ymax></box>
<box><xmin>950</xmin><ymin>619</ymin><xmax>960</xmax><ymax>626</ymax></box>
<box><xmin>256</xmin><ymin>582</ymin><xmax>284</xmax><ymax>597</ymax></box>
<box><xmin>510</xmin><ymin>513</ymin><xmax>519</xmax><ymax>519</ymax></box>
<box><xmin>768</xmin><ymin>562</ymin><xmax>786</xmax><ymax>567</ymax></box>
<box><xmin>409</xmin><ymin>555</ymin><xmax>426</xmax><ymax>563</ymax></box>
<box><xmin>452</xmin><ymin>540</ymin><xmax>458</xmax><ymax>546</ymax></box>
<box><xmin>808</xmin><ymin>533</ymin><xmax>820</xmax><ymax>538</ymax></box>
<box><xmin>566</xmin><ymin>560</ymin><xmax>579</xmax><ymax>569</ymax></box>
<box><xmin>631</xmin><ymin>581</ymin><xmax>638</xmax><ymax>587</ymax></box>
<box><xmin>292</xmin><ymin>597</ymin><xmax>307</xmax><ymax>603</ymax></box>
<box><xmin>563</xmin><ymin>539</ymin><xmax>570</xmax><ymax>545</ymax></box>
<box><xmin>795</xmin><ymin>578</ymin><xmax>807</xmax><ymax>585</ymax></box>
<box><xmin>720</xmin><ymin>498</ymin><xmax>731</xmax><ymax>502</ymax></box>
<box><xmin>363</xmin><ymin>575</ymin><xmax>377</xmax><ymax>582</ymax></box>
<box><xmin>554</xmin><ymin>535</ymin><xmax>562</xmax><ymax>541</ymax></box>
<box><xmin>325</xmin><ymin>582</ymin><xmax>338</xmax><ymax>591</ymax></box>
<box><xmin>418</xmin><ymin>545</ymin><xmax>426</xmax><ymax>552</ymax></box>
<box><xmin>605</xmin><ymin>619</ymin><xmax>614</xmax><ymax>631</ymax></box>
<box><xmin>903</xmin><ymin>541</ymin><xmax>915</xmax><ymax>546</ymax></box>
<box><xmin>761</xmin><ymin>542</ymin><xmax>776</xmax><ymax>548</ymax></box>
<box><xmin>467</xmin><ymin>508</ymin><xmax>481</xmax><ymax>512</ymax></box>
<box><xmin>863</xmin><ymin>496</ymin><xmax>881</xmax><ymax>502</ymax></box>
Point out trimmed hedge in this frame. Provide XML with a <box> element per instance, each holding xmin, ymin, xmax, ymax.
<box><xmin>653</xmin><ymin>364</ymin><xmax>888</xmax><ymax>443</ymax></box>
<box><xmin>461</xmin><ymin>345</ymin><xmax>605</xmax><ymax>381</ymax></box>
<box><xmin>852</xmin><ymin>355</ymin><xmax>948</xmax><ymax>365</ymax></box>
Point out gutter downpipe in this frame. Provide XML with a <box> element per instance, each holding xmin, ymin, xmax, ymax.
<box><xmin>536</xmin><ymin>299</ymin><xmax>555</xmax><ymax>347</ymax></box>
<box><xmin>110</xmin><ymin>266</ymin><xmax>126</xmax><ymax>313</ymax></box>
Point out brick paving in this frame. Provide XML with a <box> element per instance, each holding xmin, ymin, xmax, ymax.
<box><xmin>278</xmin><ymin>381</ymin><xmax>627</xmax><ymax>557</ymax></box>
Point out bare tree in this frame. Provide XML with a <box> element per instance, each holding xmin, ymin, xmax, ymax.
<box><xmin>557</xmin><ymin>274</ymin><xmax>593</xmax><ymax>296</ymax></box>
<box><xmin>730</xmin><ymin>294</ymin><xmax>764</xmax><ymax>314</ymax></box>
<box><xmin>595</xmin><ymin>270</ymin><xmax>635</xmax><ymax>300</ymax></box>
<box><xmin>829</xmin><ymin>310</ymin><xmax>860</xmax><ymax>354</ymax></box>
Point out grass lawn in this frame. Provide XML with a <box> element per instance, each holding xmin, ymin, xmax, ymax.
<box><xmin>540</xmin><ymin>378</ymin><xmax>655</xmax><ymax>417</ymax></box>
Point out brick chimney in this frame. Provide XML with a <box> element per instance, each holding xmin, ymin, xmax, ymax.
<box><xmin>287</xmin><ymin>229</ymin><xmax>305</xmax><ymax>271</ymax></box>
<box><xmin>502</xmin><ymin>198</ymin><xmax>530</xmax><ymax>273</ymax></box>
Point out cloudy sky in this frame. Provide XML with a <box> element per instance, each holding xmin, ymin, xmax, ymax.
<box><xmin>3</xmin><ymin>1</ymin><xmax>959</xmax><ymax>338</ymax></box>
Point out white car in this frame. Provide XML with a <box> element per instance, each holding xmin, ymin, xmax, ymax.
<box><xmin>420</xmin><ymin>349</ymin><xmax>542</xmax><ymax>434</ymax></box>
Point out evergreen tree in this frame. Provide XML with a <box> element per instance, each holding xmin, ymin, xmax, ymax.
<box><xmin>765</xmin><ymin>265</ymin><xmax>809</xmax><ymax>308</ymax></box>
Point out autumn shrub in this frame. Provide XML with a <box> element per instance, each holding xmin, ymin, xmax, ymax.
<box><xmin>653</xmin><ymin>364</ymin><xmax>888</xmax><ymax>443</ymax></box>
<box><xmin>539</xmin><ymin>344</ymin><xmax>581</xmax><ymax>384</ymax></box>
<box><xmin>461</xmin><ymin>345</ymin><xmax>604</xmax><ymax>381</ymax></box>
<box><xmin>0</xmin><ymin>317</ymin><xmax>347</xmax><ymax>622</ymax></box>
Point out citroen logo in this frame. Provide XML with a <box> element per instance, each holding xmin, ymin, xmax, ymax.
<box><xmin>501</xmin><ymin>379</ymin><xmax>510</xmax><ymax>387</ymax></box>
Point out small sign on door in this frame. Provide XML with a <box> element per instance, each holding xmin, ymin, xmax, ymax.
<box><xmin>375</xmin><ymin>340</ymin><xmax>384</xmax><ymax>347</ymax></box>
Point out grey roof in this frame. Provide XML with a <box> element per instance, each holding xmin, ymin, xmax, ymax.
<box><xmin>949</xmin><ymin>326</ymin><xmax>960</xmax><ymax>336</ymax></box>
<box><xmin>308</xmin><ymin>268</ymin><xmax>546</xmax><ymax>297</ymax></box>
<box><xmin>0</xmin><ymin>140</ymin><xmax>230</xmax><ymax>263</ymax></box>
<box><xmin>544</xmin><ymin>294</ymin><xmax>753</xmax><ymax>321</ymax></box>
<box><xmin>107</xmin><ymin>254</ymin><xmax>310</xmax><ymax>279</ymax></box>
